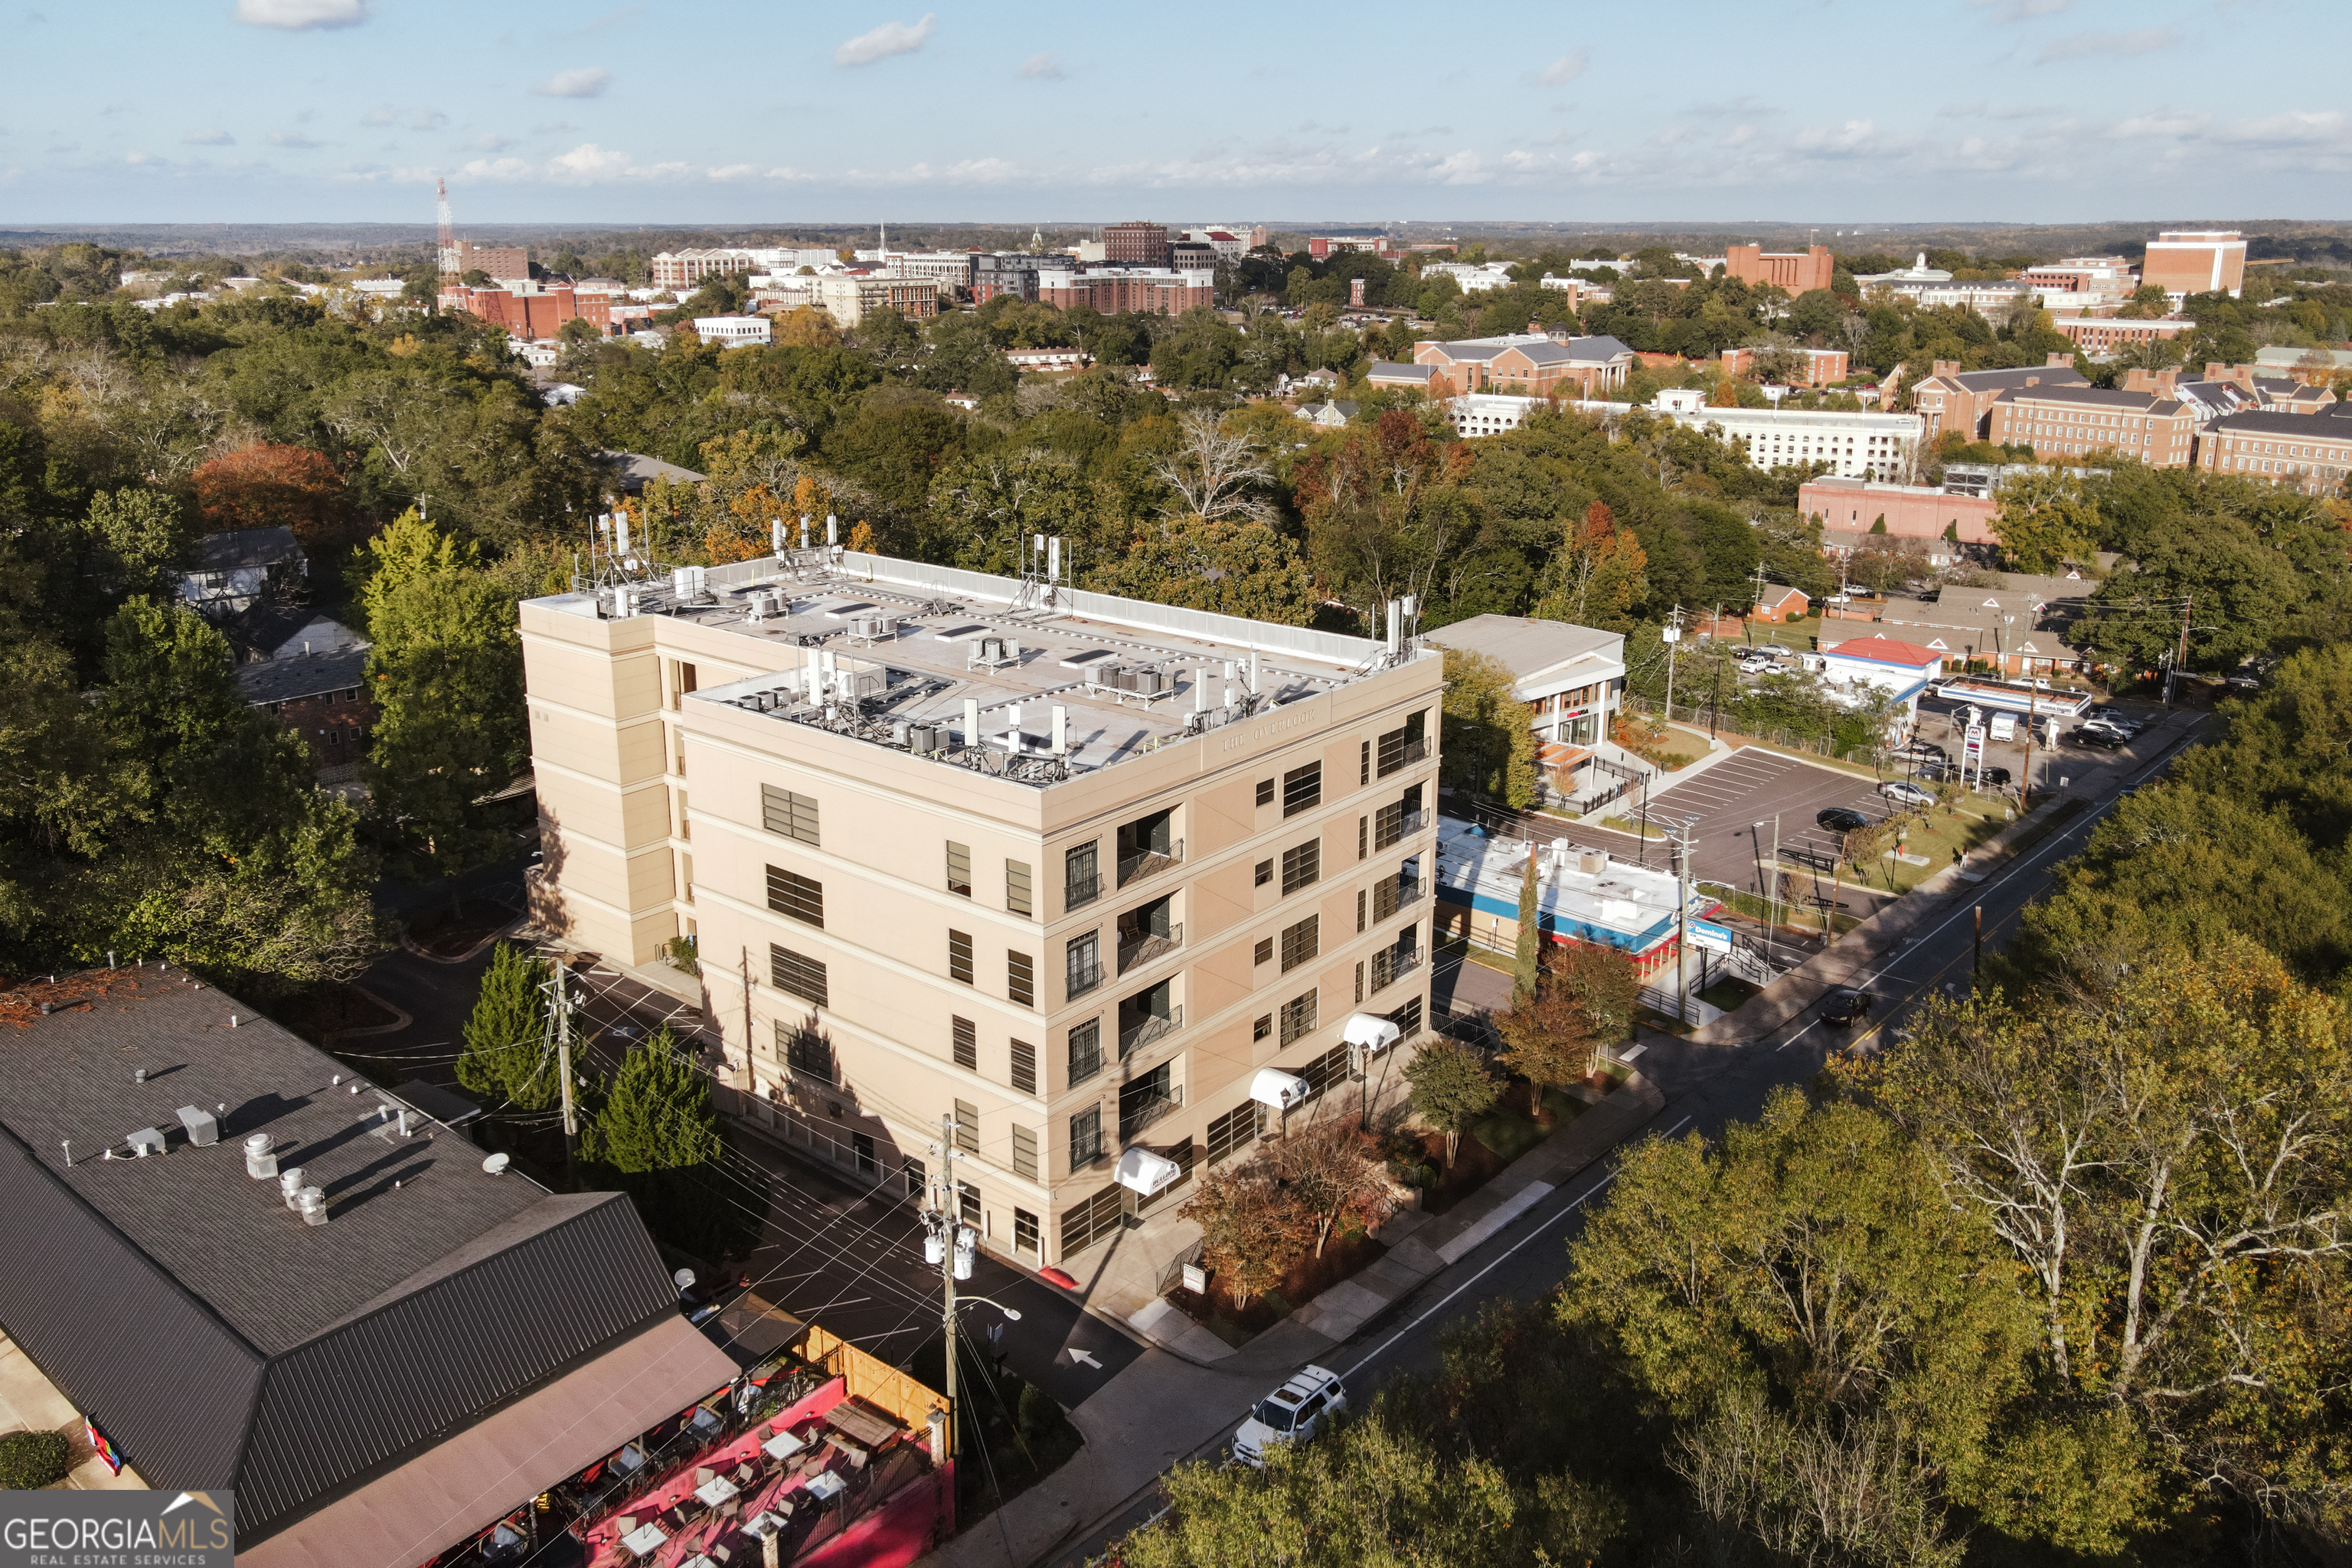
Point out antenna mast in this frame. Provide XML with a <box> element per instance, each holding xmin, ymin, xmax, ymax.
<box><xmin>436</xmin><ymin>178</ymin><xmax>457</xmax><ymax>286</ymax></box>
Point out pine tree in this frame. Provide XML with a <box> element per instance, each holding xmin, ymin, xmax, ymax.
<box><xmin>1514</xmin><ymin>850</ymin><xmax>1543</xmax><ymax>1004</ymax></box>
<box><xmin>593</xmin><ymin>1026</ymin><xmax>724</xmax><ymax>1174</ymax></box>
<box><xmin>456</xmin><ymin>942</ymin><xmax>551</xmax><ymax>1110</ymax></box>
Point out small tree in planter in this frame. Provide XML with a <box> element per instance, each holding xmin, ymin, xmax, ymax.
<box><xmin>1181</xmin><ymin>1164</ymin><xmax>1303</xmax><ymax>1311</ymax></box>
<box><xmin>1278</xmin><ymin>1119</ymin><xmax>1406</xmax><ymax>1257</ymax></box>
<box><xmin>1403</xmin><ymin>1037</ymin><xmax>1501</xmax><ymax>1166</ymax></box>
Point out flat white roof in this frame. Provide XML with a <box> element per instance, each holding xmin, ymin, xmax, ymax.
<box><xmin>1434</xmin><ymin>816</ymin><xmax>1705</xmax><ymax>956</ymax></box>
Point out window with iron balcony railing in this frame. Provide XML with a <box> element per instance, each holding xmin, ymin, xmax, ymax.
<box><xmin>1373</xmin><ymin>869</ymin><xmax>1424</xmax><ymax>922</ymax></box>
<box><xmin>1370</xmin><ymin>937</ymin><xmax>1423</xmax><ymax>994</ymax></box>
<box><xmin>1374</xmin><ymin>800</ymin><xmax>1426</xmax><ymax>852</ymax></box>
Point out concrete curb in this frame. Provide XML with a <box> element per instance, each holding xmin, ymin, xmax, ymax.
<box><xmin>397</xmin><ymin>909</ymin><xmax>527</xmax><ymax>967</ymax></box>
<box><xmin>328</xmin><ymin>985</ymin><xmax>413</xmax><ymax>1042</ymax></box>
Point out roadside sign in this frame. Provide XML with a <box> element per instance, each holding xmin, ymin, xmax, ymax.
<box><xmin>1688</xmin><ymin>920</ymin><xmax>1735</xmax><ymax>954</ymax></box>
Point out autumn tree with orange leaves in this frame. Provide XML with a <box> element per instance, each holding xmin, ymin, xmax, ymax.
<box><xmin>1535</xmin><ymin>500</ymin><xmax>1648</xmax><ymax>631</ymax></box>
<box><xmin>192</xmin><ymin>443</ymin><xmax>351</xmax><ymax>552</ymax></box>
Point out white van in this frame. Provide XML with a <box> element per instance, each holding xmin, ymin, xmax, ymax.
<box><xmin>1988</xmin><ymin>714</ymin><xmax>2017</xmax><ymax>741</ymax></box>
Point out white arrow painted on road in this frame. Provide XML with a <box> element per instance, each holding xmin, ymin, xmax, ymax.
<box><xmin>1067</xmin><ymin>1348</ymin><xmax>1102</xmax><ymax>1368</ymax></box>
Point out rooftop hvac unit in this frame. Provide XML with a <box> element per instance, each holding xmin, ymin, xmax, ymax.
<box><xmin>671</xmin><ymin>565</ymin><xmax>710</xmax><ymax>602</ymax></box>
<box><xmin>906</xmin><ymin>723</ymin><xmax>944</xmax><ymax>753</ymax></box>
<box><xmin>1578</xmin><ymin>849</ymin><xmax>1608</xmax><ymax>875</ymax></box>
<box><xmin>126</xmin><ymin>1126</ymin><xmax>167</xmax><ymax>1158</ymax></box>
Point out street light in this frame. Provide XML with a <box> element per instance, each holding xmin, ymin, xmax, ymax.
<box><xmin>955</xmin><ymin>1297</ymin><xmax>1023</xmax><ymax>1321</ymax></box>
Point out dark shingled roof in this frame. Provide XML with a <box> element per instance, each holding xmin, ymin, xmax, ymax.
<box><xmin>0</xmin><ymin>972</ymin><xmax>681</xmax><ymax>1546</ymax></box>
<box><xmin>235</xmin><ymin>648</ymin><xmax>370</xmax><ymax>706</ymax></box>
<box><xmin>186</xmin><ymin>527</ymin><xmax>305</xmax><ymax>573</ymax></box>
<box><xmin>2204</xmin><ymin>408</ymin><xmax>2352</xmax><ymax>440</ymax></box>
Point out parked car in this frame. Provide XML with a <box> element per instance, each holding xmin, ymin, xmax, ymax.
<box><xmin>2070</xmin><ymin>726</ymin><xmax>2128</xmax><ymax>750</ymax></box>
<box><xmin>1980</xmin><ymin>766</ymin><xmax>2013</xmax><ymax>789</ymax></box>
<box><xmin>1821</xmin><ymin>988</ymin><xmax>1874</xmax><ymax>1026</ymax></box>
<box><xmin>1915</xmin><ymin>760</ymin><xmax>1960</xmax><ymax>782</ymax></box>
<box><xmin>2225</xmin><ymin>672</ymin><xmax>2262</xmax><ymax>692</ymax></box>
<box><xmin>1878</xmin><ymin>779</ymin><xmax>1935</xmax><ymax>808</ymax></box>
<box><xmin>1896</xmin><ymin>740</ymin><xmax>1949</xmax><ymax>763</ymax></box>
<box><xmin>1235</xmin><ymin>1366</ymin><xmax>1349</xmax><ymax>1466</ymax></box>
<box><xmin>1738</xmin><ymin>655</ymin><xmax>1776</xmax><ymax>675</ymax></box>
<box><xmin>1816</xmin><ymin>805</ymin><xmax>1870</xmax><ymax>833</ymax></box>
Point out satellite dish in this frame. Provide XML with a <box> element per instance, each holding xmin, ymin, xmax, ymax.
<box><xmin>481</xmin><ymin>1152</ymin><xmax>511</xmax><ymax>1175</ymax></box>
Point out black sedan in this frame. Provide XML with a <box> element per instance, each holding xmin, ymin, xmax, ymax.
<box><xmin>1821</xmin><ymin>988</ymin><xmax>1874</xmax><ymax>1026</ymax></box>
<box><xmin>2069</xmin><ymin>726</ymin><xmax>2129</xmax><ymax>750</ymax></box>
<box><xmin>1816</xmin><ymin>806</ymin><xmax>1870</xmax><ymax>833</ymax></box>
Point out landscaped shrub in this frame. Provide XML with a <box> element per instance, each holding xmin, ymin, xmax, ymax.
<box><xmin>0</xmin><ymin>1429</ymin><xmax>71</xmax><ymax>1489</ymax></box>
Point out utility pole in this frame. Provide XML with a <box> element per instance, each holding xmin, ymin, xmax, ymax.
<box><xmin>2166</xmin><ymin>594</ymin><xmax>2194</xmax><ymax>709</ymax></box>
<box><xmin>1672</xmin><ymin>818</ymin><xmax>1696</xmax><ymax>1024</ymax></box>
<box><xmin>1973</xmin><ymin>904</ymin><xmax>1984</xmax><ymax>982</ymax></box>
<box><xmin>1767</xmin><ymin>814</ymin><xmax>1780</xmax><ymax>969</ymax></box>
<box><xmin>923</xmin><ymin>1116</ymin><xmax>976</xmax><ymax>1462</ymax></box>
<box><xmin>544</xmin><ymin>959</ymin><xmax>578</xmax><ymax>1191</ymax></box>
<box><xmin>1662</xmin><ymin>608</ymin><xmax>1683</xmax><ymax>724</ymax></box>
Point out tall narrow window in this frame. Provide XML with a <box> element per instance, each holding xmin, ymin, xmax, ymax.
<box><xmin>1008</xmin><ymin>951</ymin><xmax>1036</xmax><ymax>1008</ymax></box>
<box><xmin>761</xmin><ymin>786</ymin><xmax>819</xmax><ymax>845</ymax></box>
<box><xmin>949</xmin><ymin>929</ymin><xmax>974</xmax><ymax>985</ymax></box>
<box><xmin>1010</xmin><ymin>1039</ymin><xmax>1038</xmax><ymax>1095</ymax></box>
<box><xmin>1011</xmin><ymin>1125</ymin><xmax>1039</xmax><ymax>1181</ymax></box>
<box><xmin>1065</xmin><ymin>841</ymin><xmax>1100</xmax><ymax>909</ymax></box>
<box><xmin>1279</xmin><ymin>988</ymin><xmax>1318</xmax><ymax>1046</ymax></box>
<box><xmin>1360</xmin><ymin>739</ymin><xmax>1371</xmax><ymax>786</ymax></box>
<box><xmin>952</xmin><ymin>1016</ymin><xmax>978</xmax><ymax>1071</ymax></box>
<box><xmin>953</xmin><ymin>1100</ymin><xmax>978</xmax><ymax>1154</ymax></box>
<box><xmin>1068</xmin><ymin>1019</ymin><xmax>1102</xmax><ymax>1086</ymax></box>
<box><xmin>1070</xmin><ymin>1106</ymin><xmax>1102</xmax><ymax>1168</ymax></box>
<box><xmin>946</xmin><ymin>841</ymin><xmax>972</xmax><ymax>897</ymax></box>
<box><xmin>1279</xmin><ymin>916</ymin><xmax>1319</xmax><ymax>972</ymax></box>
<box><xmin>1280</xmin><ymin>838</ymin><xmax>1320</xmax><ymax>895</ymax></box>
<box><xmin>1006</xmin><ymin>860</ymin><xmax>1033</xmax><ymax>918</ymax></box>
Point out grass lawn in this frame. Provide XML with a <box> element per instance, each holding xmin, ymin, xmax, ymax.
<box><xmin>1849</xmin><ymin>800</ymin><xmax>2010</xmax><ymax>894</ymax></box>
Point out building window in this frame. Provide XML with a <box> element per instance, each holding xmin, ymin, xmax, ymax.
<box><xmin>1009</xmin><ymin>950</ymin><xmax>1036</xmax><ymax>1008</ymax></box>
<box><xmin>1283</xmin><ymin>762</ymin><xmax>1322</xmax><ymax>817</ymax></box>
<box><xmin>1013</xmin><ymin>1207</ymin><xmax>1041</xmax><ymax>1254</ymax></box>
<box><xmin>1206</xmin><ymin>1102</ymin><xmax>1259</xmax><ymax>1166</ymax></box>
<box><xmin>765</xmin><ymin>867</ymin><xmax>824</xmax><ymax>928</ymax></box>
<box><xmin>778</xmin><ymin>1021</ymin><xmax>835</xmax><ymax>1083</ymax></box>
<box><xmin>761</xmin><ymin>786</ymin><xmax>819</xmax><ymax>845</ymax></box>
<box><xmin>1068</xmin><ymin>1018</ymin><xmax>1102</xmax><ymax>1086</ymax></box>
<box><xmin>1357</xmin><ymin>887</ymin><xmax>1368</xmax><ymax>933</ymax></box>
<box><xmin>769</xmin><ymin>944</ymin><xmax>829</xmax><ymax>1008</ymax></box>
<box><xmin>1360</xmin><ymin>740</ymin><xmax>1371</xmax><ymax>786</ymax></box>
<box><xmin>952</xmin><ymin>1016</ymin><xmax>978</xmax><ymax>1071</ymax></box>
<box><xmin>946</xmin><ymin>841</ymin><xmax>972</xmax><ymax>897</ymax></box>
<box><xmin>1377</xmin><ymin>711</ymin><xmax>1427</xmax><ymax>777</ymax></box>
<box><xmin>1355</xmin><ymin>961</ymin><xmax>1365</xmax><ymax>1004</ymax></box>
<box><xmin>1279</xmin><ymin>916</ymin><xmax>1319</xmax><ymax>972</ymax></box>
<box><xmin>1391</xmin><ymin>996</ymin><xmax>1425</xmax><ymax>1040</ymax></box>
<box><xmin>1255</xmin><ymin>858</ymin><xmax>1273</xmax><ymax>887</ymax></box>
<box><xmin>1070</xmin><ymin>1106</ymin><xmax>1103</xmax><ymax>1168</ymax></box>
<box><xmin>954</xmin><ymin>1099</ymin><xmax>979</xmax><ymax>1154</ymax></box>
<box><xmin>1065</xmin><ymin>841</ymin><xmax>1100</xmax><ymax>909</ymax></box>
<box><xmin>1256</xmin><ymin>778</ymin><xmax>1276</xmax><ymax>808</ymax></box>
<box><xmin>1255</xmin><ymin>937</ymin><xmax>1274</xmax><ymax>966</ymax></box>
<box><xmin>1011</xmin><ymin>1039</ymin><xmax>1037</xmax><ymax>1095</ymax></box>
<box><xmin>1281</xmin><ymin>838</ymin><xmax>1321</xmax><ymax>894</ymax></box>
<box><xmin>949</xmin><ymin>929</ymin><xmax>974</xmax><ymax>984</ymax></box>
<box><xmin>1279</xmin><ymin>988</ymin><xmax>1318</xmax><ymax>1047</ymax></box>
<box><xmin>1254</xmin><ymin>1012</ymin><xmax>1273</xmax><ymax>1042</ymax></box>
<box><xmin>1007</xmin><ymin>861</ymin><xmax>1033</xmax><ymax>918</ymax></box>
<box><xmin>904</xmin><ymin>1156</ymin><xmax>926</xmax><ymax>1200</ymax></box>
<box><xmin>1011</xmin><ymin>1125</ymin><xmax>1039</xmax><ymax>1181</ymax></box>
<box><xmin>1358</xmin><ymin>815</ymin><xmax>1369</xmax><ymax>858</ymax></box>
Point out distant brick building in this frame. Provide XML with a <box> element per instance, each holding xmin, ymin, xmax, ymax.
<box><xmin>1723</xmin><ymin>243</ymin><xmax>1835</xmax><ymax>295</ymax></box>
<box><xmin>441</xmin><ymin>239</ymin><xmax>529</xmax><ymax>281</ymax></box>
<box><xmin>2050</xmin><ymin>316</ymin><xmax>2192</xmax><ymax>352</ymax></box>
<box><xmin>1720</xmin><ymin>346</ymin><xmax>1850</xmax><ymax>386</ymax></box>
<box><xmin>1034</xmin><ymin>266</ymin><xmax>1214</xmax><ymax>315</ymax></box>
<box><xmin>231</xmin><ymin>612</ymin><xmax>377</xmax><ymax>779</ymax></box>
<box><xmin>1988</xmin><ymin>383</ymin><xmax>2199</xmax><ymax>467</ymax></box>
<box><xmin>2197</xmin><ymin>407</ymin><xmax>2352</xmax><ymax>495</ymax></box>
<box><xmin>438</xmin><ymin>283</ymin><xmax>609</xmax><ymax>340</ymax></box>
<box><xmin>2141</xmin><ymin>230</ymin><xmax>2246</xmax><ymax>299</ymax></box>
<box><xmin>1102</xmin><ymin>221</ymin><xmax>1170</xmax><ymax>267</ymax></box>
<box><xmin>1908</xmin><ymin>358</ymin><xmax>2092</xmax><ymax>442</ymax></box>
<box><xmin>1800</xmin><ymin>477</ymin><xmax>1999</xmax><ymax>544</ymax></box>
<box><xmin>1409</xmin><ymin>333</ymin><xmax>1636</xmax><ymax>398</ymax></box>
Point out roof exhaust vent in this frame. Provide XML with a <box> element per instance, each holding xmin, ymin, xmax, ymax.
<box><xmin>279</xmin><ymin>1167</ymin><xmax>308</xmax><ymax>1207</ymax></box>
<box><xmin>175</xmin><ymin>1106</ymin><xmax>220</xmax><ymax>1147</ymax></box>
<box><xmin>292</xmin><ymin>1187</ymin><xmax>328</xmax><ymax>1227</ymax></box>
<box><xmin>244</xmin><ymin>1133</ymin><xmax>278</xmax><ymax>1179</ymax></box>
<box><xmin>133</xmin><ymin>1068</ymin><xmax>147</xmax><ymax>1084</ymax></box>
<box><xmin>127</xmin><ymin>1127</ymin><xmax>166</xmax><ymax>1158</ymax></box>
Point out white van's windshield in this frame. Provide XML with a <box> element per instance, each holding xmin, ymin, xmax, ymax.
<box><xmin>1252</xmin><ymin>1399</ymin><xmax>1297</xmax><ymax>1432</ymax></box>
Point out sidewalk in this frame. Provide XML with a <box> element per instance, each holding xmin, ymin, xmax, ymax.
<box><xmin>919</xmin><ymin>1070</ymin><xmax>1667</xmax><ymax>1568</ymax></box>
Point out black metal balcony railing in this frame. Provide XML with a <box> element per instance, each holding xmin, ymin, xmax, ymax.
<box><xmin>1371</xmin><ymin>947</ymin><xmax>1423</xmax><ymax>994</ymax></box>
<box><xmin>1116</xmin><ymin>838</ymin><xmax>1184</xmax><ymax>889</ymax></box>
<box><xmin>1066</xmin><ymin>871</ymin><xmax>1101</xmax><ymax>910</ymax></box>
<box><xmin>1117</xmin><ymin>922</ymin><xmax>1184</xmax><ymax>975</ymax></box>
<box><xmin>1376</xmin><ymin>734</ymin><xmax>1429</xmax><ymax>779</ymax></box>
<box><xmin>1373</xmin><ymin>808</ymin><xmax>1426</xmax><ymax>852</ymax></box>
<box><xmin>1119</xmin><ymin>1092</ymin><xmax>1180</xmax><ymax>1142</ymax></box>
<box><xmin>1066</xmin><ymin>956</ymin><xmax>1105</xmax><ymax>1001</ymax></box>
<box><xmin>1070</xmin><ymin>1042</ymin><xmax>1103</xmax><ymax>1087</ymax></box>
<box><xmin>1119</xmin><ymin>1004</ymin><xmax>1184</xmax><ymax>1058</ymax></box>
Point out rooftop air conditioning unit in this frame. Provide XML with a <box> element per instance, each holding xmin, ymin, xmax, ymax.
<box><xmin>1578</xmin><ymin>850</ymin><xmax>1609</xmax><ymax>875</ymax></box>
<box><xmin>175</xmin><ymin>1106</ymin><xmax>220</xmax><ymax>1147</ymax></box>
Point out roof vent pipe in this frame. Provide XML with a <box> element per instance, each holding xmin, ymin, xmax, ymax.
<box><xmin>397</xmin><ymin>1108</ymin><xmax>411</xmax><ymax>1138</ymax></box>
<box><xmin>799</xmin><ymin>514</ymin><xmax>810</xmax><ymax>550</ymax></box>
<box><xmin>244</xmin><ymin>1134</ymin><xmax>278</xmax><ymax>1180</ymax></box>
<box><xmin>825</xmin><ymin>513</ymin><xmax>838</xmax><ymax>547</ymax></box>
<box><xmin>962</xmin><ymin>697</ymin><xmax>981</xmax><ymax>750</ymax></box>
<box><xmin>279</xmin><ymin>1167</ymin><xmax>305</xmax><ymax>1207</ymax></box>
<box><xmin>134</xmin><ymin>1068</ymin><xmax>146</xmax><ymax>1083</ymax></box>
<box><xmin>294</xmin><ymin>1187</ymin><xmax>328</xmax><ymax>1227</ymax></box>
<box><xmin>1250</xmin><ymin>648</ymin><xmax>1262</xmax><ymax>694</ymax></box>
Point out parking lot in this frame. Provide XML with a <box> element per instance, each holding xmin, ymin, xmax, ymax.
<box><xmin>1639</xmin><ymin>748</ymin><xmax>1890</xmax><ymax>892</ymax></box>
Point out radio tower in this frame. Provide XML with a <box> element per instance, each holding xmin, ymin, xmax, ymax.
<box><xmin>435</xmin><ymin>178</ymin><xmax>456</xmax><ymax>285</ymax></box>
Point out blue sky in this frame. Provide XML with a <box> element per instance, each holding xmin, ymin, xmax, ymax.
<box><xmin>2</xmin><ymin>0</ymin><xmax>2344</xmax><ymax>227</ymax></box>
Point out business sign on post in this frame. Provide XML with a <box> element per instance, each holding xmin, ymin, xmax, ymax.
<box><xmin>1963</xmin><ymin>721</ymin><xmax>1985</xmax><ymax>788</ymax></box>
<box><xmin>1</xmin><ymin>1491</ymin><xmax>234</xmax><ymax>1568</ymax></box>
<box><xmin>1687</xmin><ymin>920</ymin><xmax>1735</xmax><ymax>954</ymax></box>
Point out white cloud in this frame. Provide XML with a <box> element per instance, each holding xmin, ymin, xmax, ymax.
<box><xmin>1537</xmin><ymin>48</ymin><xmax>1588</xmax><ymax>87</ymax></box>
<box><xmin>360</xmin><ymin>105</ymin><xmax>396</xmax><ymax>126</ymax></box>
<box><xmin>1018</xmin><ymin>51</ymin><xmax>1063</xmax><ymax>80</ymax></box>
<box><xmin>835</xmin><ymin>14</ymin><xmax>934</xmax><ymax>67</ymax></box>
<box><xmin>266</xmin><ymin>130</ymin><xmax>323</xmax><ymax>149</ymax></box>
<box><xmin>411</xmin><ymin>108</ymin><xmax>447</xmax><ymax>130</ymax></box>
<box><xmin>2220</xmin><ymin>109</ymin><xmax>2348</xmax><ymax>146</ymax></box>
<box><xmin>533</xmin><ymin>67</ymin><xmax>612</xmax><ymax>98</ymax></box>
<box><xmin>183</xmin><ymin>129</ymin><xmax>234</xmax><ymax>145</ymax></box>
<box><xmin>2110</xmin><ymin>109</ymin><xmax>2207</xmax><ymax>140</ymax></box>
<box><xmin>2037</xmin><ymin>28</ymin><xmax>2177</xmax><ymax>61</ymax></box>
<box><xmin>1969</xmin><ymin>0</ymin><xmax>2070</xmax><ymax>20</ymax></box>
<box><xmin>234</xmin><ymin>0</ymin><xmax>367</xmax><ymax>29</ymax></box>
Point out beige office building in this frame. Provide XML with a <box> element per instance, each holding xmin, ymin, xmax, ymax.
<box><xmin>520</xmin><ymin>551</ymin><xmax>1441</xmax><ymax>1266</ymax></box>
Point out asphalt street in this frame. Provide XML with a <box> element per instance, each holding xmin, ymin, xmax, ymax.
<box><xmin>1040</xmin><ymin>714</ymin><xmax>2213</xmax><ymax>1568</ymax></box>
